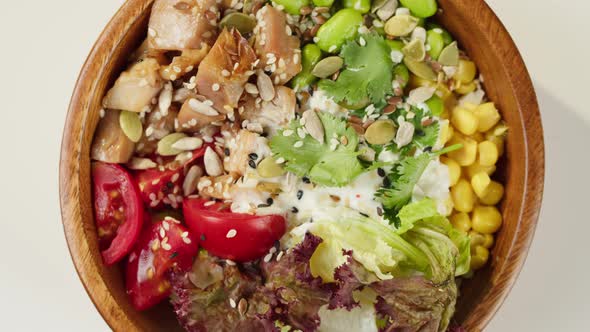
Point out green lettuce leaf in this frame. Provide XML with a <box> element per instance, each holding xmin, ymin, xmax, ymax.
<box><xmin>270</xmin><ymin>112</ymin><xmax>364</xmax><ymax>187</ymax></box>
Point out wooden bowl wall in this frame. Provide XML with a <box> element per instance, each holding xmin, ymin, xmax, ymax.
<box><xmin>60</xmin><ymin>0</ymin><xmax>544</xmax><ymax>331</ymax></box>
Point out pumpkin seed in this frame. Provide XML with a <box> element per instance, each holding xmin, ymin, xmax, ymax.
<box><xmin>365</xmin><ymin>120</ymin><xmax>396</xmax><ymax>145</ymax></box>
<box><xmin>404</xmin><ymin>57</ymin><xmax>437</xmax><ymax>81</ymax></box>
<box><xmin>302</xmin><ymin>110</ymin><xmax>325</xmax><ymax>143</ymax></box>
<box><xmin>119</xmin><ymin>111</ymin><xmax>143</xmax><ymax>143</ymax></box>
<box><xmin>376</xmin><ymin>0</ymin><xmax>399</xmax><ymax>21</ymax></box>
<box><xmin>384</xmin><ymin>15</ymin><xmax>419</xmax><ymax>37</ymax></box>
<box><xmin>438</xmin><ymin>41</ymin><xmax>459</xmax><ymax>66</ymax></box>
<box><xmin>257</xmin><ymin>157</ymin><xmax>286</xmax><ymax>178</ymax></box>
<box><xmin>311</xmin><ymin>56</ymin><xmax>344</xmax><ymax>78</ymax></box>
<box><xmin>256</xmin><ymin>181</ymin><xmax>282</xmax><ymax>194</ymax></box>
<box><xmin>157</xmin><ymin>133</ymin><xmax>187</xmax><ymax>156</ymax></box>
<box><xmin>220</xmin><ymin>12</ymin><xmax>257</xmax><ymax>35</ymax></box>
<box><xmin>402</xmin><ymin>39</ymin><xmax>426</xmax><ymax>61</ymax></box>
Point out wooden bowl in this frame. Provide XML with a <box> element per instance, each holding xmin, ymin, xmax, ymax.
<box><xmin>60</xmin><ymin>0</ymin><xmax>545</xmax><ymax>331</ymax></box>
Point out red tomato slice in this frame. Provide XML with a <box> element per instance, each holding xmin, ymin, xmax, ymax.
<box><xmin>135</xmin><ymin>146</ymin><xmax>207</xmax><ymax>210</ymax></box>
<box><xmin>126</xmin><ymin>218</ymin><xmax>198</xmax><ymax>310</ymax></box>
<box><xmin>92</xmin><ymin>162</ymin><xmax>144</xmax><ymax>265</ymax></box>
<box><xmin>183</xmin><ymin>197</ymin><xmax>286</xmax><ymax>262</ymax></box>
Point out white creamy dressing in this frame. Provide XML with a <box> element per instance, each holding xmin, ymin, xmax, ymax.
<box><xmin>413</xmin><ymin>158</ymin><xmax>452</xmax><ymax>216</ymax></box>
<box><xmin>306</xmin><ymin>90</ymin><xmax>349</xmax><ymax>117</ymax></box>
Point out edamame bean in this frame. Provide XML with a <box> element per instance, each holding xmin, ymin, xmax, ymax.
<box><xmin>313</xmin><ymin>0</ymin><xmax>335</xmax><ymax>6</ymax></box>
<box><xmin>291</xmin><ymin>44</ymin><xmax>323</xmax><ymax>91</ymax></box>
<box><xmin>316</xmin><ymin>9</ymin><xmax>364</xmax><ymax>53</ymax></box>
<box><xmin>425</xmin><ymin>23</ymin><xmax>453</xmax><ymax>45</ymax></box>
<box><xmin>426</xmin><ymin>29</ymin><xmax>445</xmax><ymax>60</ymax></box>
<box><xmin>393</xmin><ymin>64</ymin><xmax>410</xmax><ymax>88</ymax></box>
<box><xmin>386</xmin><ymin>40</ymin><xmax>405</xmax><ymax>52</ymax></box>
<box><xmin>343</xmin><ymin>0</ymin><xmax>371</xmax><ymax>14</ymax></box>
<box><xmin>273</xmin><ymin>0</ymin><xmax>311</xmax><ymax>15</ymax></box>
<box><xmin>425</xmin><ymin>94</ymin><xmax>444</xmax><ymax>116</ymax></box>
<box><xmin>400</xmin><ymin>0</ymin><xmax>438</xmax><ymax>18</ymax></box>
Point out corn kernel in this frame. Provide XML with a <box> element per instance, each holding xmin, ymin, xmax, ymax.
<box><xmin>435</xmin><ymin>83</ymin><xmax>452</xmax><ymax>101</ymax></box>
<box><xmin>441</xmin><ymin>156</ymin><xmax>461</xmax><ymax>186</ymax></box>
<box><xmin>468</xmin><ymin>231</ymin><xmax>486</xmax><ymax>248</ymax></box>
<box><xmin>454</xmin><ymin>60</ymin><xmax>477</xmax><ymax>84</ymax></box>
<box><xmin>478</xmin><ymin>141</ymin><xmax>499</xmax><ymax>166</ymax></box>
<box><xmin>472</xmin><ymin>206</ymin><xmax>503</xmax><ymax>234</ymax></box>
<box><xmin>462</xmin><ymin>102</ymin><xmax>478</xmax><ymax>111</ymax></box>
<box><xmin>474</xmin><ymin>103</ymin><xmax>500</xmax><ymax>132</ymax></box>
<box><xmin>455</xmin><ymin>81</ymin><xmax>477</xmax><ymax>94</ymax></box>
<box><xmin>451</xmin><ymin>107</ymin><xmax>479</xmax><ymax>135</ymax></box>
<box><xmin>485</xmin><ymin>133</ymin><xmax>505</xmax><ymax>157</ymax></box>
<box><xmin>450</xmin><ymin>212</ymin><xmax>471</xmax><ymax>232</ymax></box>
<box><xmin>451</xmin><ymin>179</ymin><xmax>476</xmax><ymax>212</ymax></box>
<box><xmin>482</xmin><ymin>233</ymin><xmax>495</xmax><ymax>249</ymax></box>
<box><xmin>470</xmin><ymin>246</ymin><xmax>489</xmax><ymax>270</ymax></box>
<box><xmin>480</xmin><ymin>181</ymin><xmax>504</xmax><ymax>205</ymax></box>
<box><xmin>471</xmin><ymin>172</ymin><xmax>491</xmax><ymax>198</ymax></box>
<box><xmin>438</xmin><ymin>121</ymin><xmax>453</xmax><ymax>145</ymax></box>
<box><xmin>465</xmin><ymin>161</ymin><xmax>496</xmax><ymax>178</ymax></box>
<box><xmin>448</xmin><ymin>135</ymin><xmax>478</xmax><ymax>166</ymax></box>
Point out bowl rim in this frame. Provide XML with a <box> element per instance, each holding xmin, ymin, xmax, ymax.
<box><xmin>59</xmin><ymin>0</ymin><xmax>544</xmax><ymax>331</ymax></box>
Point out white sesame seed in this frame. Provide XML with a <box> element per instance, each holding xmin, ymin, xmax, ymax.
<box><xmin>226</xmin><ymin>229</ymin><xmax>237</xmax><ymax>238</ymax></box>
<box><xmin>159</xmin><ymin>228</ymin><xmax>166</xmax><ymax>238</ymax></box>
<box><xmin>229</xmin><ymin>298</ymin><xmax>237</xmax><ymax>308</ymax></box>
<box><xmin>99</xmin><ymin>109</ymin><xmax>105</xmax><ymax>118</ymax></box>
<box><xmin>275</xmin><ymin>157</ymin><xmax>285</xmax><ymax>164</ymax></box>
<box><xmin>276</xmin><ymin>251</ymin><xmax>284</xmax><ymax>261</ymax></box>
<box><xmin>162</xmin><ymin>242</ymin><xmax>172</xmax><ymax>250</ymax></box>
<box><xmin>182</xmin><ymin>237</ymin><xmax>192</xmax><ymax>244</ymax></box>
<box><xmin>226</xmin><ymin>259</ymin><xmax>236</xmax><ymax>266</ymax></box>
<box><xmin>212</xmin><ymin>83</ymin><xmax>220</xmax><ymax>91</ymax></box>
<box><xmin>293</xmin><ymin>141</ymin><xmax>304</xmax><ymax>148</ymax></box>
<box><xmin>149</xmin><ymin>193</ymin><xmax>156</xmax><ymax>201</ymax></box>
<box><xmin>263</xmin><ymin>253</ymin><xmax>272</xmax><ymax>262</ymax></box>
<box><xmin>162</xmin><ymin>221</ymin><xmax>170</xmax><ymax>231</ymax></box>
<box><xmin>282</xmin><ymin>129</ymin><xmax>294</xmax><ymax>137</ymax></box>
<box><xmin>328</xmin><ymin>45</ymin><xmax>337</xmax><ymax>52</ymax></box>
<box><xmin>359</xmin><ymin>36</ymin><xmax>366</xmax><ymax>46</ymax></box>
<box><xmin>221</xmin><ymin>69</ymin><xmax>230</xmax><ymax>77</ymax></box>
<box><xmin>293</xmin><ymin>53</ymin><xmax>300</xmax><ymax>64</ymax></box>
<box><xmin>204</xmin><ymin>201</ymin><xmax>215</xmax><ymax>207</ymax></box>
<box><xmin>171</xmin><ymin>173</ymin><xmax>180</xmax><ymax>183</ymax></box>
<box><xmin>297</xmin><ymin>127</ymin><xmax>306</xmax><ymax>138</ymax></box>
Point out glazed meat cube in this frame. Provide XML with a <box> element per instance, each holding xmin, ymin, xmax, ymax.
<box><xmin>240</xmin><ymin>86</ymin><xmax>296</xmax><ymax>135</ymax></box>
<box><xmin>254</xmin><ymin>5</ymin><xmax>302</xmax><ymax>85</ymax></box>
<box><xmin>195</xmin><ymin>28</ymin><xmax>257</xmax><ymax>114</ymax></box>
<box><xmin>148</xmin><ymin>0</ymin><xmax>218</xmax><ymax>51</ymax></box>
<box><xmin>91</xmin><ymin>110</ymin><xmax>135</xmax><ymax>163</ymax></box>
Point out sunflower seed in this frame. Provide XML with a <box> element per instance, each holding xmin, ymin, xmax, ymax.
<box><xmin>183</xmin><ymin>165</ymin><xmax>203</xmax><ymax>196</ymax></box>
<box><xmin>172</xmin><ymin>137</ymin><xmax>203</xmax><ymax>151</ymax></box>
<box><xmin>188</xmin><ymin>98</ymin><xmax>219</xmax><ymax>116</ymax></box>
<box><xmin>302</xmin><ymin>110</ymin><xmax>324</xmax><ymax>143</ymax></box>
<box><xmin>395</xmin><ymin>121</ymin><xmax>415</xmax><ymax>148</ymax></box>
<box><xmin>127</xmin><ymin>157</ymin><xmax>157</xmax><ymax>170</ymax></box>
<box><xmin>158</xmin><ymin>82</ymin><xmax>173</xmax><ymax>116</ymax></box>
<box><xmin>257</xmin><ymin>71</ymin><xmax>275</xmax><ymax>101</ymax></box>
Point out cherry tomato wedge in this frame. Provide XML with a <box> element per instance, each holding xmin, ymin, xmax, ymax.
<box><xmin>92</xmin><ymin>162</ymin><xmax>144</xmax><ymax>265</ymax></box>
<box><xmin>135</xmin><ymin>146</ymin><xmax>208</xmax><ymax>209</ymax></box>
<box><xmin>183</xmin><ymin>197</ymin><xmax>286</xmax><ymax>262</ymax></box>
<box><xmin>126</xmin><ymin>218</ymin><xmax>198</xmax><ymax>310</ymax></box>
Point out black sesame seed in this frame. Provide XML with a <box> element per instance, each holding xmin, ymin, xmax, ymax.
<box><xmin>166</xmin><ymin>182</ymin><xmax>174</xmax><ymax>189</ymax></box>
<box><xmin>423</xmin><ymin>146</ymin><xmax>433</xmax><ymax>153</ymax></box>
<box><xmin>264</xmin><ymin>70</ymin><xmax>273</xmax><ymax>76</ymax></box>
<box><xmin>257</xmin><ymin>203</ymin><xmax>270</xmax><ymax>208</ymax></box>
<box><xmin>248</xmin><ymin>159</ymin><xmax>257</xmax><ymax>169</ymax></box>
<box><xmin>248</xmin><ymin>153</ymin><xmax>258</xmax><ymax>160</ymax></box>
<box><xmin>359</xmin><ymin>212</ymin><xmax>369</xmax><ymax>218</ymax></box>
<box><xmin>170</xmin><ymin>252</ymin><xmax>178</xmax><ymax>259</ymax></box>
<box><xmin>383</xmin><ymin>177</ymin><xmax>391</xmax><ymax>187</ymax></box>
<box><xmin>267</xmin><ymin>197</ymin><xmax>274</xmax><ymax>205</ymax></box>
<box><xmin>292</xmin><ymin>207</ymin><xmax>299</xmax><ymax>213</ymax></box>
<box><xmin>377</xmin><ymin>168</ymin><xmax>385</xmax><ymax>177</ymax></box>
<box><xmin>302</xmin><ymin>177</ymin><xmax>310</xmax><ymax>184</ymax></box>
<box><xmin>297</xmin><ymin>190</ymin><xmax>303</xmax><ymax>200</ymax></box>
<box><xmin>200</xmin><ymin>234</ymin><xmax>206</xmax><ymax>241</ymax></box>
<box><xmin>415</xmin><ymin>130</ymin><xmax>425</xmax><ymax>137</ymax></box>
<box><xmin>377</xmin><ymin>207</ymin><xmax>384</xmax><ymax>216</ymax></box>
<box><xmin>224</xmin><ymin>148</ymin><xmax>230</xmax><ymax>156</ymax></box>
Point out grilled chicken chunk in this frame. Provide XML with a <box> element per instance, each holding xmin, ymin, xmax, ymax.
<box><xmin>160</xmin><ymin>46</ymin><xmax>209</xmax><ymax>81</ymax></box>
<box><xmin>240</xmin><ymin>86</ymin><xmax>296</xmax><ymax>135</ymax></box>
<box><xmin>177</xmin><ymin>97</ymin><xmax>227</xmax><ymax>132</ymax></box>
<box><xmin>136</xmin><ymin>105</ymin><xmax>179</xmax><ymax>156</ymax></box>
<box><xmin>91</xmin><ymin>110</ymin><xmax>135</xmax><ymax>163</ymax></box>
<box><xmin>254</xmin><ymin>5</ymin><xmax>302</xmax><ymax>85</ymax></box>
<box><xmin>102</xmin><ymin>58</ymin><xmax>163</xmax><ymax>113</ymax></box>
<box><xmin>195</xmin><ymin>28</ymin><xmax>257</xmax><ymax>114</ymax></box>
<box><xmin>148</xmin><ymin>0</ymin><xmax>218</xmax><ymax>51</ymax></box>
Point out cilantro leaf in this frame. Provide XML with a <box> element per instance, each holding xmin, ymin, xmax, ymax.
<box><xmin>319</xmin><ymin>33</ymin><xmax>394</xmax><ymax>105</ymax></box>
<box><xmin>376</xmin><ymin>153</ymin><xmax>433</xmax><ymax>223</ymax></box>
<box><xmin>270</xmin><ymin>112</ymin><xmax>363</xmax><ymax>187</ymax></box>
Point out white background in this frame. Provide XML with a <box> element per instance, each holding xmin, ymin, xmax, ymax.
<box><xmin>0</xmin><ymin>0</ymin><xmax>589</xmax><ymax>330</ymax></box>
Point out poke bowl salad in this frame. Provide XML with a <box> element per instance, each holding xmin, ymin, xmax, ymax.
<box><xmin>90</xmin><ymin>0</ymin><xmax>507</xmax><ymax>330</ymax></box>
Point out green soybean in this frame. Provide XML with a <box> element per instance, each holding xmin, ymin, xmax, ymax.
<box><xmin>343</xmin><ymin>0</ymin><xmax>371</xmax><ymax>14</ymax></box>
<box><xmin>400</xmin><ymin>0</ymin><xmax>438</xmax><ymax>18</ymax></box>
<box><xmin>273</xmin><ymin>0</ymin><xmax>310</xmax><ymax>15</ymax></box>
<box><xmin>313</xmin><ymin>0</ymin><xmax>335</xmax><ymax>6</ymax></box>
<box><xmin>426</xmin><ymin>29</ymin><xmax>445</xmax><ymax>59</ymax></box>
<box><xmin>386</xmin><ymin>40</ymin><xmax>405</xmax><ymax>52</ymax></box>
<box><xmin>316</xmin><ymin>9</ymin><xmax>364</xmax><ymax>53</ymax></box>
<box><xmin>425</xmin><ymin>23</ymin><xmax>453</xmax><ymax>45</ymax></box>
<box><xmin>425</xmin><ymin>95</ymin><xmax>444</xmax><ymax>116</ymax></box>
<box><xmin>393</xmin><ymin>64</ymin><xmax>410</xmax><ymax>88</ymax></box>
<box><xmin>291</xmin><ymin>44</ymin><xmax>323</xmax><ymax>91</ymax></box>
